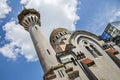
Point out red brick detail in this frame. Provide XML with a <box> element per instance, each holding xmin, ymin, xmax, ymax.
<box><xmin>45</xmin><ymin>73</ymin><xmax>56</xmax><ymax>80</ymax></box>
<box><xmin>68</xmin><ymin>70</ymin><xmax>79</xmax><ymax>79</ymax></box>
<box><xmin>81</xmin><ymin>58</ymin><xmax>95</xmax><ymax>67</ymax></box>
<box><xmin>105</xmin><ymin>48</ymin><xmax>118</xmax><ymax>55</ymax></box>
<box><xmin>65</xmin><ymin>67</ymin><xmax>73</xmax><ymax>73</ymax></box>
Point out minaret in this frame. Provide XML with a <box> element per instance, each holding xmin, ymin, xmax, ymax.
<box><xmin>18</xmin><ymin>8</ymin><xmax>58</xmax><ymax>74</ymax></box>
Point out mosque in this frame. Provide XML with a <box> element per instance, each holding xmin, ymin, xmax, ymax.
<box><xmin>18</xmin><ymin>8</ymin><xmax>120</xmax><ymax>80</ymax></box>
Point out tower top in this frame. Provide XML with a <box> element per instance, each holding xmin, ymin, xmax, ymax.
<box><xmin>18</xmin><ymin>8</ymin><xmax>40</xmax><ymax>25</ymax></box>
<box><xmin>18</xmin><ymin>8</ymin><xmax>40</xmax><ymax>31</ymax></box>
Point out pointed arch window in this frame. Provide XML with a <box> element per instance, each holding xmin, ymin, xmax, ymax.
<box><xmin>28</xmin><ymin>17</ymin><xmax>31</xmax><ymax>23</ymax></box>
<box><xmin>71</xmin><ymin>58</ymin><xmax>77</xmax><ymax>66</ymax></box>
<box><xmin>82</xmin><ymin>40</ymin><xmax>88</xmax><ymax>45</ymax></box>
<box><xmin>31</xmin><ymin>16</ymin><xmax>34</xmax><ymax>22</ymax></box>
<box><xmin>25</xmin><ymin>19</ymin><xmax>29</xmax><ymax>24</ymax></box>
<box><xmin>90</xmin><ymin>45</ymin><xmax>102</xmax><ymax>56</ymax></box>
<box><xmin>85</xmin><ymin>46</ymin><xmax>97</xmax><ymax>58</ymax></box>
<box><xmin>64</xmin><ymin>31</ymin><xmax>67</xmax><ymax>34</ymax></box>
<box><xmin>60</xmin><ymin>33</ymin><xmax>63</xmax><ymax>36</ymax></box>
<box><xmin>53</xmin><ymin>39</ymin><xmax>55</xmax><ymax>43</ymax></box>
<box><xmin>56</xmin><ymin>35</ymin><xmax>58</xmax><ymax>39</ymax></box>
<box><xmin>34</xmin><ymin>25</ymin><xmax>38</xmax><ymax>30</ymax></box>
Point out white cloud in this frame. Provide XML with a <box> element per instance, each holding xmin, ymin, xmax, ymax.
<box><xmin>20</xmin><ymin>0</ymin><xmax>79</xmax><ymax>37</ymax></box>
<box><xmin>0</xmin><ymin>21</ymin><xmax>38</xmax><ymax>61</ymax></box>
<box><xmin>0</xmin><ymin>0</ymin><xmax>79</xmax><ymax>61</ymax></box>
<box><xmin>109</xmin><ymin>10</ymin><xmax>120</xmax><ymax>22</ymax></box>
<box><xmin>85</xmin><ymin>8</ymin><xmax>120</xmax><ymax>35</ymax></box>
<box><xmin>0</xmin><ymin>0</ymin><xmax>11</xmax><ymax>18</ymax></box>
<box><xmin>0</xmin><ymin>42</ymin><xmax>17</xmax><ymax>60</ymax></box>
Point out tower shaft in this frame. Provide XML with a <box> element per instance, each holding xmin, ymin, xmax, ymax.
<box><xmin>29</xmin><ymin>24</ymin><xmax>58</xmax><ymax>73</ymax></box>
<box><xmin>18</xmin><ymin>8</ymin><xmax>58</xmax><ymax>73</ymax></box>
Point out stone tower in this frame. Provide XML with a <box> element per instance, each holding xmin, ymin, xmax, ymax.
<box><xmin>18</xmin><ymin>8</ymin><xmax>59</xmax><ymax>79</ymax></box>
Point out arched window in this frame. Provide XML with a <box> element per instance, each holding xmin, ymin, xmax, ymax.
<box><xmin>28</xmin><ymin>17</ymin><xmax>31</xmax><ymax>23</ymax></box>
<box><xmin>31</xmin><ymin>16</ymin><xmax>34</xmax><ymax>22</ymax></box>
<box><xmin>35</xmin><ymin>16</ymin><xmax>37</xmax><ymax>22</ymax></box>
<box><xmin>82</xmin><ymin>40</ymin><xmax>88</xmax><ymax>45</ymax></box>
<box><xmin>56</xmin><ymin>35</ymin><xmax>58</xmax><ymax>39</ymax></box>
<box><xmin>84</xmin><ymin>41</ymin><xmax>88</xmax><ymax>44</ymax></box>
<box><xmin>35</xmin><ymin>26</ymin><xmax>38</xmax><ymax>30</ymax></box>
<box><xmin>60</xmin><ymin>33</ymin><xmax>63</xmax><ymax>36</ymax></box>
<box><xmin>53</xmin><ymin>39</ymin><xmax>55</xmax><ymax>43</ymax></box>
<box><xmin>64</xmin><ymin>31</ymin><xmax>67</xmax><ymax>34</ymax></box>
<box><xmin>85</xmin><ymin>46</ymin><xmax>91</xmax><ymax>52</ymax></box>
<box><xmin>25</xmin><ymin>19</ymin><xmax>29</xmax><ymax>24</ymax></box>
<box><xmin>90</xmin><ymin>45</ymin><xmax>102</xmax><ymax>56</ymax></box>
<box><xmin>71</xmin><ymin>58</ymin><xmax>77</xmax><ymax>66</ymax></box>
<box><xmin>76</xmin><ymin>52</ymin><xmax>85</xmax><ymax>59</ymax></box>
<box><xmin>85</xmin><ymin>46</ymin><xmax>97</xmax><ymax>58</ymax></box>
<box><xmin>23</xmin><ymin>22</ymin><xmax>28</xmax><ymax>27</ymax></box>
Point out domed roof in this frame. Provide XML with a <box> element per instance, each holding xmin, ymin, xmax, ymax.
<box><xmin>18</xmin><ymin>8</ymin><xmax>40</xmax><ymax>25</ymax></box>
<box><xmin>50</xmin><ymin>28</ymin><xmax>69</xmax><ymax>43</ymax></box>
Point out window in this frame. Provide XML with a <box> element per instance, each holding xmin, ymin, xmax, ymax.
<box><xmin>85</xmin><ymin>46</ymin><xmax>97</xmax><ymax>58</ymax></box>
<box><xmin>58</xmin><ymin>70</ymin><xmax>62</xmax><ymax>78</ymax></box>
<box><xmin>85</xmin><ymin>46</ymin><xmax>91</xmax><ymax>52</ymax></box>
<box><xmin>76</xmin><ymin>51</ymin><xmax>86</xmax><ymax>60</ymax></box>
<box><xmin>35</xmin><ymin>26</ymin><xmax>38</xmax><ymax>30</ymax></box>
<box><xmin>84</xmin><ymin>41</ymin><xmax>88</xmax><ymax>44</ymax></box>
<box><xmin>56</xmin><ymin>36</ymin><xmax>58</xmax><ymax>39</ymax></box>
<box><xmin>71</xmin><ymin>58</ymin><xmax>77</xmax><ymax>66</ymax></box>
<box><xmin>23</xmin><ymin>22</ymin><xmax>28</xmax><ymax>27</ymax></box>
<box><xmin>35</xmin><ymin>16</ymin><xmax>37</xmax><ymax>22</ymax></box>
<box><xmin>64</xmin><ymin>31</ymin><xmax>67</xmax><ymax>34</ymax></box>
<box><xmin>60</xmin><ymin>33</ymin><xmax>63</xmax><ymax>36</ymax></box>
<box><xmin>60</xmin><ymin>70</ymin><xmax>64</xmax><ymax>77</ymax></box>
<box><xmin>90</xmin><ymin>45</ymin><xmax>102</xmax><ymax>56</ymax></box>
<box><xmin>28</xmin><ymin>17</ymin><xmax>31</xmax><ymax>23</ymax></box>
<box><xmin>53</xmin><ymin>39</ymin><xmax>55</xmax><ymax>43</ymax></box>
<box><xmin>47</xmin><ymin>49</ymin><xmax>50</xmax><ymax>55</ymax></box>
<box><xmin>25</xmin><ymin>19</ymin><xmax>29</xmax><ymax>24</ymax></box>
<box><xmin>31</xmin><ymin>16</ymin><xmax>34</xmax><ymax>22</ymax></box>
<box><xmin>82</xmin><ymin>40</ymin><xmax>88</xmax><ymax>44</ymax></box>
<box><xmin>102</xmin><ymin>44</ymin><xmax>110</xmax><ymax>50</ymax></box>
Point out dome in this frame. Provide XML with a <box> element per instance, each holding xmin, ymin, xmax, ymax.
<box><xmin>50</xmin><ymin>28</ymin><xmax>69</xmax><ymax>44</ymax></box>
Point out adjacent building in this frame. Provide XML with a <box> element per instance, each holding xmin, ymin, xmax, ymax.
<box><xmin>101</xmin><ymin>21</ymin><xmax>120</xmax><ymax>46</ymax></box>
<box><xmin>18</xmin><ymin>8</ymin><xmax>120</xmax><ymax>80</ymax></box>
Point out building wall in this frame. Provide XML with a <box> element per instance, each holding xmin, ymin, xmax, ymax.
<box><xmin>70</xmin><ymin>30</ymin><xmax>120</xmax><ymax>80</ymax></box>
<box><xmin>49</xmin><ymin>28</ymin><xmax>120</xmax><ymax>80</ymax></box>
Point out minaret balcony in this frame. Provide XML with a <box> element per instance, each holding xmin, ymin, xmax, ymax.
<box><xmin>18</xmin><ymin>8</ymin><xmax>41</xmax><ymax>31</ymax></box>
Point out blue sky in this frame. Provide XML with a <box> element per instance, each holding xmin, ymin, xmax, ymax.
<box><xmin>0</xmin><ymin>0</ymin><xmax>120</xmax><ymax>80</ymax></box>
